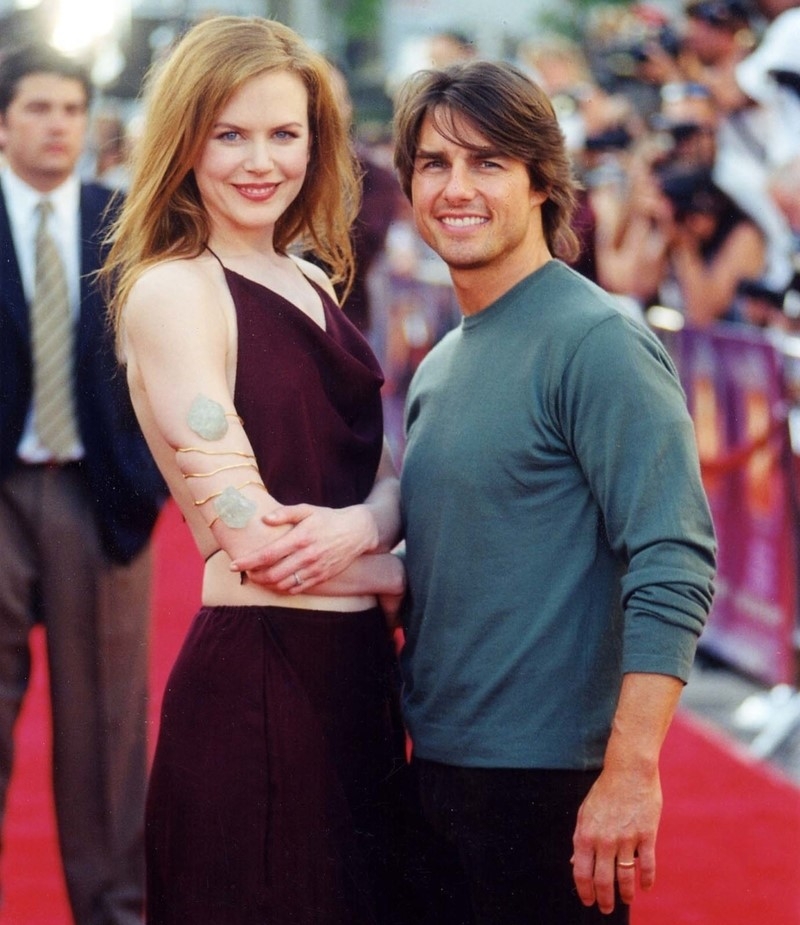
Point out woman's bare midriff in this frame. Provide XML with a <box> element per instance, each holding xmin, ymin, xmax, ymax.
<box><xmin>202</xmin><ymin>547</ymin><xmax>378</xmax><ymax>611</ymax></box>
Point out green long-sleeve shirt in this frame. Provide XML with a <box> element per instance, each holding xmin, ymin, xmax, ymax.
<box><xmin>400</xmin><ymin>260</ymin><xmax>716</xmax><ymax>769</ymax></box>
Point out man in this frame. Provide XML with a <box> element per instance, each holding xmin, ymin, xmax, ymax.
<box><xmin>392</xmin><ymin>61</ymin><xmax>716</xmax><ymax>924</ymax></box>
<box><xmin>0</xmin><ymin>44</ymin><xmax>165</xmax><ymax>924</ymax></box>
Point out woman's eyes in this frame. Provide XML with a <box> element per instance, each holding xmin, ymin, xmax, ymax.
<box><xmin>216</xmin><ymin>129</ymin><xmax>299</xmax><ymax>142</ymax></box>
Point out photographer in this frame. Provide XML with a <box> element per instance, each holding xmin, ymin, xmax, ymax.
<box><xmin>658</xmin><ymin>163</ymin><xmax>765</xmax><ymax>324</ymax></box>
<box><xmin>595</xmin><ymin>80</ymin><xmax>765</xmax><ymax>323</ymax></box>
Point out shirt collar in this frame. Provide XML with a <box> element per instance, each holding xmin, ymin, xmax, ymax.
<box><xmin>0</xmin><ymin>166</ymin><xmax>80</xmax><ymax>224</ymax></box>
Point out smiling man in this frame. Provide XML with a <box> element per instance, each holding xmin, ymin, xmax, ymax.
<box><xmin>392</xmin><ymin>61</ymin><xmax>717</xmax><ymax>924</ymax></box>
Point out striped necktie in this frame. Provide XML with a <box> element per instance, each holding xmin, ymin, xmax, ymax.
<box><xmin>30</xmin><ymin>199</ymin><xmax>79</xmax><ymax>460</ymax></box>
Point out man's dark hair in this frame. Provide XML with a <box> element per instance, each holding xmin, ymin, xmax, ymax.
<box><xmin>0</xmin><ymin>42</ymin><xmax>92</xmax><ymax>114</ymax></box>
<box><xmin>392</xmin><ymin>60</ymin><xmax>580</xmax><ymax>262</ymax></box>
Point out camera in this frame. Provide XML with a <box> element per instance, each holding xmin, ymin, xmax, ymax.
<box><xmin>654</xmin><ymin>164</ymin><xmax>720</xmax><ymax>219</ymax></box>
<box><xmin>584</xmin><ymin>125</ymin><xmax>634</xmax><ymax>152</ymax></box>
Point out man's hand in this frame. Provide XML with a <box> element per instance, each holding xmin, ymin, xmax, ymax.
<box><xmin>571</xmin><ymin>672</ymin><xmax>683</xmax><ymax>914</ymax></box>
<box><xmin>570</xmin><ymin>763</ymin><xmax>662</xmax><ymax>913</ymax></box>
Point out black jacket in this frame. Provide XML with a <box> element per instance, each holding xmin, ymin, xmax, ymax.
<box><xmin>0</xmin><ymin>181</ymin><xmax>166</xmax><ymax>563</ymax></box>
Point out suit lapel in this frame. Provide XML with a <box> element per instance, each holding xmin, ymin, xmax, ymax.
<box><xmin>75</xmin><ymin>184</ymin><xmax>107</xmax><ymax>362</ymax></box>
<box><xmin>0</xmin><ymin>186</ymin><xmax>31</xmax><ymax>343</ymax></box>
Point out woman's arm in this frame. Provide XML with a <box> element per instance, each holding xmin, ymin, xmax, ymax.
<box><xmin>593</xmin><ymin>159</ymin><xmax>674</xmax><ymax>301</ymax></box>
<box><xmin>123</xmin><ymin>260</ymin><xmax>296</xmax><ymax>564</ymax></box>
<box><xmin>229</xmin><ymin>441</ymin><xmax>403</xmax><ymax>593</ymax></box>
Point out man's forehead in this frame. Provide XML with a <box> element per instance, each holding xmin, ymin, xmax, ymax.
<box><xmin>14</xmin><ymin>72</ymin><xmax>87</xmax><ymax>102</ymax></box>
<box><xmin>418</xmin><ymin>107</ymin><xmax>495</xmax><ymax>153</ymax></box>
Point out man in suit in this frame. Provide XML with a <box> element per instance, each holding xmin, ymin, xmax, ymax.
<box><xmin>0</xmin><ymin>43</ymin><xmax>166</xmax><ymax>924</ymax></box>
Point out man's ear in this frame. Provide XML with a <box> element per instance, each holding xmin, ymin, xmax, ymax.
<box><xmin>529</xmin><ymin>188</ymin><xmax>548</xmax><ymax>208</ymax></box>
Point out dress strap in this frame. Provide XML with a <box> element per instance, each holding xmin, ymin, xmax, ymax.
<box><xmin>205</xmin><ymin>246</ymin><xmax>225</xmax><ymax>269</ymax></box>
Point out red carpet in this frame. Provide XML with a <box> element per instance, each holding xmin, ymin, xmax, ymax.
<box><xmin>0</xmin><ymin>501</ymin><xmax>201</xmax><ymax>925</ymax></box>
<box><xmin>2</xmin><ymin>500</ymin><xmax>798</xmax><ymax>924</ymax></box>
<box><xmin>633</xmin><ymin>714</ymin><xmax>800</xmax><ymax>924</ymax></box>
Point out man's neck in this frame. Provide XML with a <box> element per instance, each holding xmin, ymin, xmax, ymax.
<box><xmin>2</xmin><ymin>163</ymin><xmax>76</xmax><ymax>196</ymax></box>
<box><xmin>450</xmin><ymin>246</ymin><xmax>553</xmax><ymax>317</ymax></box>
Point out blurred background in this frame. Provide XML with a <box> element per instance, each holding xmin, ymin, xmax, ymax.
<box><xmin>0</xmin><ymin>0</ymin><xmax>556</xmax><ymax>118</ymax></box>
<box><xmin>0</xmin><ymin>0</ymin><xmax>732</xmax><ymax>126</ymax></box>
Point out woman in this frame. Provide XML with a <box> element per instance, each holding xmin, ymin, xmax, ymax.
<box><xmin>103</xmin><ymin>17</ymin><xmax>407</xmax><ymax>924</ymax></box>
<box><xmin>659</xmin><ymin>170</ymin><xmax>766</xmax><ymax>325</ymax></box>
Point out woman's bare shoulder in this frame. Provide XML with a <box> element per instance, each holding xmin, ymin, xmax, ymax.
<box><xmin>122</xmin><ymin>253</ymin><xmax>232</xmax><ymax>355</ymax></box>
<box><xmin>129</xmin><ymin>254</ymin><xmax>220</xmax><ymax>305</ymax></box>
<box><xmin>290</xmin><ymin>253</ymin><xmax>339</xmax><ymax>302</ymax></box>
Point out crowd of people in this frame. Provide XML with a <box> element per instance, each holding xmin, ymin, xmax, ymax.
<box><xmin>517</xmin><ymin>0</ymin><xmax>800</xmax><ymax>331</ymax></box>
<box><xmin>2</xmin><ymin>3</ymin><xmax>797</xmax><ymax>923</ymax></box>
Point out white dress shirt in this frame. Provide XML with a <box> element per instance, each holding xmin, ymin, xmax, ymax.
<box><xmin>1</xmin><ymin>166</ymin><xmax>84</xmax><ymax>461</ymax></box>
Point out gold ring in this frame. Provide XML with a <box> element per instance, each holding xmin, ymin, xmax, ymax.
<box><xmin>616</xmin><ymin>859</ymin><xmax>636</xmax><ymax>869</ymax></box>
<box><xmin>293</xmin><ymin>571</ymin><xmax>302</xmax><ymax>586</ymax></box>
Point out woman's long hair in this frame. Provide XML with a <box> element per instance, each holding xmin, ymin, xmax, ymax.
<box><xmin>103</xmin><ymin>15</ymin><xmax>361</xmax><ymax>351</ymax></box>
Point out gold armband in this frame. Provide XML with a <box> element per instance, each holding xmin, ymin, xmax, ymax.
<box><xmin>182</xmin><ymin>461</ymin><xmax>260</xmax><ymax>479</ymax></box>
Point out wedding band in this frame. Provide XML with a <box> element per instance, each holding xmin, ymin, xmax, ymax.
<box><xmin>293</xmin><ymin>571</ymin><xmax>302</xmax><ymax>587</ymax></box>
<box><xmin>616</xmin><ymin>859</ymin><xmax>636</xmax><ymax>869</ymax></box>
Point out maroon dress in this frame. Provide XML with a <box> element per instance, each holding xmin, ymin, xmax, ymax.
<box><xmin>145</xmin><ymin>266</ymin><xmax>404</xmax><ymax>924</ymax></box>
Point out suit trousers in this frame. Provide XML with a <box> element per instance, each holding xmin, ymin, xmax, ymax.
<box><xmin>0</xmin><ymin>462</ymin><xmax>151</xmax><ymax>925</ymax></box>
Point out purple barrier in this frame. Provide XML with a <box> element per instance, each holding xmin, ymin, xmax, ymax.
<box><xmin>367</xmin><ymin>262</ymin><xmax>460</xmax><ymax>463</ymax></box>
<box><xmin>660</xmin><ymin>324</ymin><xmax>799</xmax><ymax>686</ymax></box>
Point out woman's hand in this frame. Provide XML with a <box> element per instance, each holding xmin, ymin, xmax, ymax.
<box><xmin>230</xmin><ymin>444</ymin><xmax>401</xmax><ymax>593</ymax></box>
<box><xmin>229</xmin><ymin>503</ymin><xmax>379</xmax><ymax>592</ymax></box>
